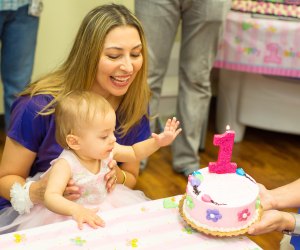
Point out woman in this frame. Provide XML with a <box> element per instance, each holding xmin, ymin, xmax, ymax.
<box><xmin>0</xmin><ymin>3</ymin><xmax>151</xmax><ymax>224</ymax></box>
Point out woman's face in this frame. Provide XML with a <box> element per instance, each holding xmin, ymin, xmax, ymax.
<box><xmin>92</xmin><ymin>25</ymin><xmax>143</xmax><ymax>98</ymax></box>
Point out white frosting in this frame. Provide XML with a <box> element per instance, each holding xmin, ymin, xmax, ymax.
<box><xmin>183</xmin><ymin>167</ymin><xmax>260</xmax><ymax>231</ymax></box>
<box><xmin>188</xmin><ymin>167</ymin><xmax>258</xmax><ymax>207</ymax></box>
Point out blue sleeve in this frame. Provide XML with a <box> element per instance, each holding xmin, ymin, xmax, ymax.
<box><xmin>116</xmin><ymin>115</ymin><xmax>151</xmax><ymax>146</ymax></box>
<box><xmin>7</xmin><ymin>95</ymin><xmax>51</xmax><ymax>152</ymax></box>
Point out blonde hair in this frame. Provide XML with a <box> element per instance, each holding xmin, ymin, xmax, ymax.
<box><xmin>55</xmin><ymin>91</ymin><xmax>113</xmax><ymax>148</ymax></box>
<box><xmin>21</xmin><ymin>4</ymin><xmax>150</xmax><ymax>137</ymax></box>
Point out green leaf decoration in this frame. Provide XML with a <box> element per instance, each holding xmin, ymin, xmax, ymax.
<box><xmin>186</xmin><ymin>195</ymin><xmax>195</xmax><ymax>209</ymax></box>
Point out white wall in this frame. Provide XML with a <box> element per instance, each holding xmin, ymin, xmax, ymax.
<box><xmin>32</xmin><ymin>0</ymin><xmax>134</xmax><ymax>80</ymax></box>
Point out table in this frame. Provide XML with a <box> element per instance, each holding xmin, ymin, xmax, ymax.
<box><xmin>214</xmin><ymin>11</ymin><xmax>300</xmax><ymax>77</ymax></box>
<box><xmin>214</xmin><ymin>11</ymin><xmax>300</xmax><ymax>141</ymax></box>
<box><xmin>0</xmin><ymin>195</ymin><xmax>262</xmax><ymax>250</ymax></box>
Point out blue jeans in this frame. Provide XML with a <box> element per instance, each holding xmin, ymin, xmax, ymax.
<box><xmin>0</xmin><ymin>5</ymin><xmax>39</xmax><ymax>129</ymax></box>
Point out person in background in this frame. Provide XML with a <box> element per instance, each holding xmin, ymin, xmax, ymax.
<box><xmin>248</xmin><ymin>179</ymin><xmax>300</xmax><ymax>250</ymax></box>
<box><xmin>0</xmin><ymin>0</ymin><xmax>42</xmax><ymax>129</ymax></box>
<box><xmin>0</xmin><ymin>91</ymin><xmax>181</xmax><ymax>232</ymax></box>
<box><xmin>0</xmin><ymin>3</ymin><xmax>151</xmax><ymax>229</ymax></box>
<box><xmin>135</xmin><ymin>0</ymin><xmax>231</xmax><ymax>176</ymax></box>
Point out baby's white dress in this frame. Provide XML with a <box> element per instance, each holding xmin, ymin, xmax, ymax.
<box><xmin>0</xmin><ymin>150</ymin><xmax>149</xmax><ymax>233</ymax></box>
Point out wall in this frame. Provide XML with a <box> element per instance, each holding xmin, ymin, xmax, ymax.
<box><xmin>32</xmin><ymin>0</ymin><xmax>134</xmax><ymax>80</ymax></box>
<box><xmin>0</xmin><ymin>0</ymin><xmax>134</xmax><ymax>113</ymax></box>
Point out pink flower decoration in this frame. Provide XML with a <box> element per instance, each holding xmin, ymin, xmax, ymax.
<box><xmin>238</xmin><ymin>208</ymin><xmax>250</xmax><ymax>221</ymax></box>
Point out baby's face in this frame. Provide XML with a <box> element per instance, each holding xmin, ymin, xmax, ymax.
<box><xmin>78</xmin><ymin>109</ymin><xmax>116</xmax><ymax>160</ymax></box>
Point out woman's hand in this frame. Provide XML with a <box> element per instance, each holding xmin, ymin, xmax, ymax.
<box><xmin>105</xmin><ymin>159</ymin><xmax>118</xmax><ymax>193</ymax></box>
<box><xmin>258</xmin><ymin>184</ymin><xmax>276</xmax><ymax>210</ymax></box>
<box><xmin>248</xmin><ymin>210</ymin><xmax>295</xmax><ymax>235</ymax></box>
<box><xmin>31</xmin><ymin>172</ymin><xmax>80</xmax><ymax>204</ymax></box>
<box><xmin>64</xmin><ymin>179</ymin><xmax>81</xmax><ymax>201</ymax></box>
<box><xmin>30</xmin><ymin>175</ymin><xmax>48</xmax><ymax>205</ymax></box>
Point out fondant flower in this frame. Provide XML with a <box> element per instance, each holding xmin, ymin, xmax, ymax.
<box><xmin>238</xmin><ymin>208</ymin><xmax>251</xmax><ymax>221</ymax></box>
<box><xmin>186</xmin><ymin>195</ymin><xmax>195</xmax><ymax>209</ymax></box>
<box><xmin>206</xmin><ymin>209</ymin><xmax>222</xmax><ymax>222</ymax></box>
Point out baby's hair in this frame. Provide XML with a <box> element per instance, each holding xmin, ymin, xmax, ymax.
<box><xmin>55</xmin><ymin>91</ymin><xmax>114</xmax><ymax>148</ymax></box>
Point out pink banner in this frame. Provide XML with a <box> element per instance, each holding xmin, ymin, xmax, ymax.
<box><xmin>214</xmin><ymin>11</ymin><xmax>300</xmax><ymax>78</ymax></box>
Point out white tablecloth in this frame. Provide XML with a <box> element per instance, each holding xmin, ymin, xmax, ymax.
<box><xmin>0</xmin><ymin>195</ymin><xmax>262</xmax><ymax>250</ymax></box>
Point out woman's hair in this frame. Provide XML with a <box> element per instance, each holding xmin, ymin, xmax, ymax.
<box><xmin>21</xmin><ymin>4</ymin><xmax>150</xmax><ymax>136</ymax></box>
<box><xmin>55</xmin><ymin>91</ymin><xmax>114</xmax><ymax>148</ymax></box>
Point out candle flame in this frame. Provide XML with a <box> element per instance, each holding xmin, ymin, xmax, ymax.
<box><xmin>226</xmin><ymin>125</ymin><xmax>230</xmax><ymax>131</ymax></box>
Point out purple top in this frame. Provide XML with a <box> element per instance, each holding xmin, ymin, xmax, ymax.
<box><xmin>0</xmin><ymin>94</ymin><xmax>150</xmax><ymax>210</ymax></box>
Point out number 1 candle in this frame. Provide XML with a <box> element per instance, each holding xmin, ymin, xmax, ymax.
<box><xmin>208</xmin><ymin>125</ymin><xmax>237</xmax><ymax>174</ymax></box>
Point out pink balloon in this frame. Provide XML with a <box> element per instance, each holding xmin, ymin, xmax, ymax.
<box><xmin>201</xmin><ymin>194</ymin><xmax>212</xmax><ymax>202</ymax></box>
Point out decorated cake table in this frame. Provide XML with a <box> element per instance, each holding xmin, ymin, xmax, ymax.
<box><xmin>214</xmin><ymin>10</ymin><xmax>300</xmax><ymax>77</ymax></box>
<box><xmin>214</xmin><ymin>10</ymin><xmax>300</xmax><ymax>142</ymax></box>
<box><xmin>0</xmin><ymin>195</ymin><xmax>262</xmax><ymax>249</ymax></box>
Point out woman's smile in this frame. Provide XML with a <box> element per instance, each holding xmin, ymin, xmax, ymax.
<box><xmin>110</xmin><ymin>75</ymin><xmax>131</xmax><ymax>87</ymax></box>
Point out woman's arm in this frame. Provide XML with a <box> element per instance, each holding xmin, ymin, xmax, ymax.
<box><xmin>0</xmin><ymin>137</ymin><xmax>39</xmax><ymax>202</ymax></box>
<box><xmin>0</xmin><ymin>137</ymin><xmax>81</xmax><ymax>210</ymax></box>
<box><xmin>248</xmin><ymin>179</ymin><xmax>300</xmax><ymax>235</ymax></box>
<box><xmin>269</xmin><ymin>178</ymin><xmax>300</xmax><ymax>210</ymax></box>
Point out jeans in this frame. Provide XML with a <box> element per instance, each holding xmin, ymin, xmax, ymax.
<box><xmin>0</xmin><ymin>4</ymin><xmax>39</xmax><ymax>129</ymax></box>
<box><xmin>135</xmin><ymin>0</ymin><xmax>231</xmax><ymax>175</ymax></box>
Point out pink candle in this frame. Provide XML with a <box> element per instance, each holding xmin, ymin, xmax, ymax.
<box><xmin>208</xmin><ymin>125</ymin><xmax>237</xmax><ymax>174</ymax></box>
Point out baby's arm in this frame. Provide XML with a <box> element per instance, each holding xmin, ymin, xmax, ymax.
<box><xmin>114</xmin><ymin>117</ymin><xmax>182</xmax><ymax>162</ymax></box>
<box><xmin>44</xmin><ymin>159</ymin><xmax>105</xmax><ymax>229</ymax></box>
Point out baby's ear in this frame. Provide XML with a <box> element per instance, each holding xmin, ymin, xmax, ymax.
<box><xmin>66</xmin><ymin>134</ymin><xmax>80</xmax><ymax>150</ymax></box>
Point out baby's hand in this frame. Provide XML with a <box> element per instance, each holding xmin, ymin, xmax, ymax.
<box><xmin>71</xmin><ymin>206</ymin><xmax>105</xmax><ymax>230</ymax></box>
<box><xmin>152</xmin><ymin>117</ymin><xmax>182</xmax><ymax>147</ymax></box>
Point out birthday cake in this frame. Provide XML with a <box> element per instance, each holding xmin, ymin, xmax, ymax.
<box><xmin>179</xmin><ymin>129</ymin><xmax>262</xmax><ymax>237</ymax></box>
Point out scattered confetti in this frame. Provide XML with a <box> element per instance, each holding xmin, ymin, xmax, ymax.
<box><xmin>163</xmin><ymin>197</ymin><xmax>178</xmax><ymax>208</ymax></box>
<box><xmin>70</xmin><ymin>236</ymin><xmax>87</xmax><ymax>246</ymax></box>
<box><xmin>13</xmin><ymin>233</ymin><xmax>26</xmax><ymax>243</ymax></box>
<box><xmin>127</xmin><ymin>238</ymin><xmax>138</xmax><ymax>248</ymax></box>
<box><xmin>182</xmin><ymin>226</ymin><xmax>195</xmax><ymax>234</ymax></box>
